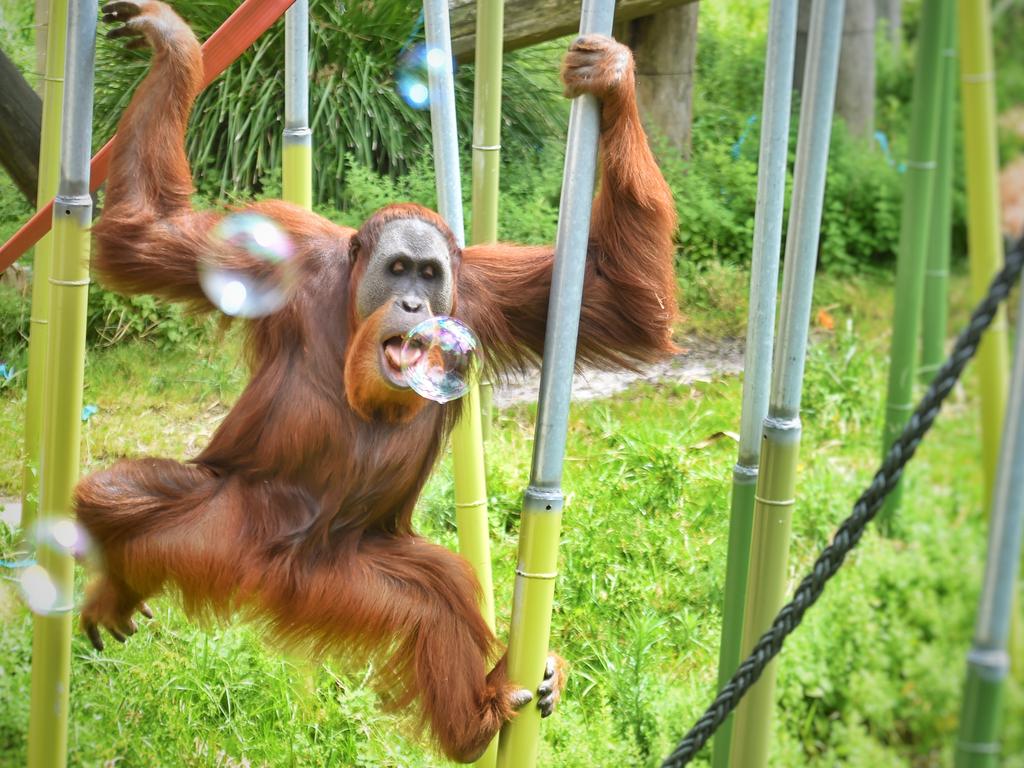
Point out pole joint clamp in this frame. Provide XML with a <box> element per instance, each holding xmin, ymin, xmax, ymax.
<box><xmin>523</xmin><ymin>486</ymin><xmax>563</xmax><ymax>513</ymax></box>
<box><xmin>54</xmin><ymin>194</ymin><xmax>92</xmax><ymax>208</ymax></box>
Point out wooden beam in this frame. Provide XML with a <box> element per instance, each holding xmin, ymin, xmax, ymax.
<box><xmin>0</xmin><ymin>47</ymin><xmax>42</xmax><ymax>203</ymax></box>
<box><xmin>449</xmin><ymin>0</ymin><xmax>696</xmax><ymax>60</ymax></box>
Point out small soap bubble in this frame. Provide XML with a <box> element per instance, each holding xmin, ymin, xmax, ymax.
<box><xmin>19</xmin><ymin>564</ymin><xmax>61</xmax><ymax>615</ymax></box>
<box><xmin>199</xmin><ymin>212</ymin><xmax>296</xmax><ymax>318</ymax></box>
<box><xmin>39</xmin><ymin>517</ymin><xmax>92</xmax><ymax>559</ymax></box>
<box><xmin>395</xmin><ymin>43</ymin><xmax>456</xmax><ymax>111</ymax></box>
<box><xmin>400</xmin><ymin>316</ymin><xmax>479</xmax><ymax>403</ymax></box>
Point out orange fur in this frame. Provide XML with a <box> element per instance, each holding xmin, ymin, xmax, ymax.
<box><xmin>344</xmin><ymin>305</ymin><xmax>427</xmax><ymax>423</ymax></box>
<box><xmin>78</xmin><ymin>10</ymin><xmax>678</xmax><ymax>762</ymax></box>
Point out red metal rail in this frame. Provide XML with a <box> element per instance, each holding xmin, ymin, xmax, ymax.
<box><xmin>0</xmin><ymin>0</ymin><xmax>297</xmax><ymax>271</ymax></box>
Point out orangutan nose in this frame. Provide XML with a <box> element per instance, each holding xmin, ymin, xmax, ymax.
<box><xmin>400</xmin><ymin>295</ymin><xmax>425</xmax><ymax>314</ymax></box>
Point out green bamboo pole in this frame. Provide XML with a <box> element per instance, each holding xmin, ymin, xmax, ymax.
<box><xmin>879</xmin><ymin>0</ymin><xmax>952</xmax><ymax>534</ymax></box>
<box><xmin>711</xmin><ymin>3</ymin><xmax>796</xmax><ymax>766</ymax></box>
<box><xmin>953</xmin><ymin>274</ymin><xmax>1024</xmax><ymax>767</ymax></box>
<box><xmin>26</xmin><ymin>2</ymin><xmax>97</xmax><ymax>766</ymax></box>
<box><xmin>919</xmin><ymin>20</ymin><xmax>957</xmax><ymax>385</ymax></box>
<box><xmin>470</xmin><ymin>0</ymin><xmax>504</xmax><ymax>441</ymax></box>
<box><xmin>280</xmin><ymin>0</ymin><xmax>318</xmax><ymax>701</ymax></box>
<box><xmin>20</xmin><ymin>0</ymin><xmax>69</xmax><ymax>534</ymax></box>
<box><xmin>451</xmin><ymin>385</ymin><xmax>496</xmax><ymax>630</ymax></box>
<box><xmin>282</xmin><ymin>0</ymin><xmax>311</xmax><ymax>210</ymax></box>
<box><xmin>729</xmin><ymin>1</ymin><xmax>845</xmax><ymax>765</ymax></box>
<box><xmin>422</xmin><ymin>0</ymin><xmax>495</xmax><ymax>626</ymax></box>
<box><xmin>957</xmin><ymin>0</ymin><xmax>1009</xmax><ymax>509</ymax></box>
<box><xmin>423</xmin><ymin>3</ymin><xmax>498</xmax><ymax>763</ymax></box>
<box><xmin>958</xmin><ymin>0</ymin><xmax>1023</xmax><ymax>688</ymax></box>
<box><xmin>495</xmin><ymin>1</ymin><xmax>614</xmax><ymax>764</ymax></box>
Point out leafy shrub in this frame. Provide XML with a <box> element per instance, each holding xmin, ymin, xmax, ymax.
<box><xmin>0</xmin><ymin>283</ymin><xmax>29</xmax><ymax>374</ymax></box>
<box><xmin>660</xmin><ymin>3</ymin><xmax>906</xmax><ymax>272</ymax></box>
<box><xmin>324</xmin><ymin>141</ymin><xmax>565</xmax><ymax>244</ymax></box>
<box><xmin>86</xmin><ymin>287</ymin><xmax>201</xmax><ymax>349</ymax></box>
<box><xmin>92</xmin><ymin>0</ymin><xmax>567</xmax><ymax>208</ymax></box>
<box><xmin>818</xmin><ymin>122</ymin><xmax>902</xmax><ymax>271</ymax></box>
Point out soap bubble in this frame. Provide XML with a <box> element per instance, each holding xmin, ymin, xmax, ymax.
<box><xmin>199</xmin><ymin>212</ymin><xmax>296</xmax><ymax>318</ymax></box>
<box><xmin>400</xmin><ymin>316</ymin><xmax>479</xmax><ymax>403</ymax></box>
<box><xmin>19</xmin><ymin>564</ymin><xmax>63</xmax><ymax>615</ymax></box>
<box><xmin>5</xmin><ymin>517</ymin><xmax>93</xmax><ymax>615</ymax></box>
<box><xmin>37</xmin><ymin>517</ymin><xmax>93</xmax><ymax>560</ymax></box>
<box><xmin>395</xmin><ymin>43</ymin><xmax>456</xmax><ymax>111</ymax></box>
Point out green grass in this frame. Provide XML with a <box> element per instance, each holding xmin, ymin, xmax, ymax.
<box><xmin>1</xmin><ymin>265</ymin><xmax>1021</xmax><ymax>767</ymax></box>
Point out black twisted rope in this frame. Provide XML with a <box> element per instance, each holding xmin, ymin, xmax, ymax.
<box><xmin>661</xmin><ymin>238</ymin><xmax>1024</xmax><ymax>768</ymax></box>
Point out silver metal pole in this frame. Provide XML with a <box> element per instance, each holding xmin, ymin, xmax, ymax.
<box><xmin>530</xmin><ymin>0</ymin><xmax>615</xmax><ymax>488</ymax></box>
<box><xmin>57</xmin><ymin>0</ymin><xmax>95</xmax><ymax>207</ymax></box>
<box><xmin>974</xmin><ymin>292</ymin><xmax>1024</xmax><ymax>649</ymax></box>
<box><xmin>284</xmin><ymin>0</ymin><xmax>309</xmax><ymax>142</ymax></box>
<box><xmin>772</xmin><ymin>0</ymin><xmax>845</xmax><ymax>419</ymax></box>
<box><xmin>954</xmin><ymin>277</ymin><xmax>1024</xmax><ymax>764</ymax></box>
<box><xmin>424</xmin><ymin>14</ymin><xmax>499</xmax><ymax>768</ymax></box>
<box><xmin>712</xmin><ymin>2</ymin><xmax>797</xmax><ymax>765</ymax></box>
<box><xmin>736</xmin><ymin>0</ymin><xmax>798</xmax><ymax>468</ymax></box>
<box><xmin>26</xmin><ymin>0</ymin><xmax>96</xmax><ymax>764</ymax></box>
<box><xmin>423</xmin><ymin>0</ymin><xmax>465</xmax><ymax>246</ymax></box>
<box><xmin>497</xmin><ymin>1</ymin><xmax>615</xmax><ymax>764</ymax></box>
<box><xmin>730</xmin><ymin>1</ymin><xmax>845</xmax><ymax>765</ymax></box>
<box><xmin>283</xmin><ymin>0</ymin><xmax>311</xmax><ymax>208</ymax></box>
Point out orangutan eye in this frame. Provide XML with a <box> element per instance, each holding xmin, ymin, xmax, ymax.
<box><xmin>420</xmin><ymin>263</ymin><xmax>436</xmax><ymax>280</ymax></box>
<box><xmin>390</xmin><ymin>259</ymin><xmax>406</xmax><ymax>275</ymax></box>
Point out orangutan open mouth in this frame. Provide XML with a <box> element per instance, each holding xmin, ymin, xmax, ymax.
<box><xmin>380</xmin><ymin>336</ymin><xmax>425</xmax><ymax>389</ymax></box>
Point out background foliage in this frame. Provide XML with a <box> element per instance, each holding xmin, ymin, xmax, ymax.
<box><xmin>2</xmin><ymin>0</ymin><xmax>1024</xmax><ymax>765</ymax></box>
<box><xmin>92</xmin><ymin>0</ymin><xmax>566</xmax><ymax>207</ymax></box>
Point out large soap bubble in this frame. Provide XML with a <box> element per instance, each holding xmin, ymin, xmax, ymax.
<box><xmin>19</xmin><ymin>564</ymin><xmax>62</xmax><ymax>615</ymax></box>
<box><xmin>400</xmin><ymin>316</ymin><xmax>479</xmax><ymax>403</ymax></box>
<box><xmin>199</xmin><ymin>212</ymin><xmax>296</xmax><ymax>318</ymax></box>
<box><xmin>7</xmin><ymin>517</ymin><xmax>92</xmax><ymax>616</ymax></box>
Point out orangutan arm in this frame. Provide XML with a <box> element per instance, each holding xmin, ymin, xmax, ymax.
<box><xmin>457</xmin><ymin>35</ymin><xmax>678</xmax><ymax>374</ymax></box>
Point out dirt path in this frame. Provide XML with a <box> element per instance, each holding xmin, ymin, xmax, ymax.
<box><xmin>493</xmin><ymin>336</ymin><xmax>744</xmax><ymax>407</ymax></box>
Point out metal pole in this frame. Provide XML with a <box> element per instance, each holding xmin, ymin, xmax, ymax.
<box><xmin>21</xmin><ymin>0</ymin><xmax>69</xmax><ymax>535</ymax></box>
<box><xmin>729</xmin><ymin>2</ymin><xmax>844</xmax><ymax>765</ymax></box>
<box><xmin>495</xmin><ymin>0</ymin><xmax>615</xmax><ymax>764</ymax></box>
<box><xmin>712</xmin><ymin>3</ymin><xmax>797</xmax><ymax>766</ymax></box>
<box><xmin>423</xmin><ymin>4</ymin><xmax>498</xmax><ymax>764</ymax></box>
<box><xmin>282</xmin><ymin>0</ymin><xmax>311</xmax><ymax>209</ymax></box>
<box><xmin>919</xmin><ymin>19</ymin><xmax>957</xmax><ymax>385</ymax></box>
<box><xmin>425</xmin><ymin>0</ymin><xmax>465</xmax><ymax>244</ymax></box>
<box><xmin>26</xmin><ymin>1</ymin><xmax>97</xmax><ymax>765</ymax></box>
<box><xmin>471</xmin><ymin>0</ymin><xmax>505</xmax><ymax>440</ymax></box>
<box><xmin>879</xmin><ymin>0</ymin><xmax>953</xmax><ymax>532</ymax></box>
<box><xmin>954</xmin><ymin>265</ymin><xmax>1024</xmax><ymax>767</ymax></box>
<box><xmin>957</xmin><ymin>0</ymin><xmax>1010</xmax><ymax>511</ymax></box>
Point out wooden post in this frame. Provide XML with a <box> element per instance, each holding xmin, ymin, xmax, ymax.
<box><xmin>797</xmin><ymin>0</ymin><xmax>876</xmax><ymax>139</ymax></box>
<box><xmin>836</xmin><ymin>0</ymin><xmax>876</xmax><ymax>138</ymax></box>
<box><xmin>617</xmin><ymin>3</ymin><xmax>699</xmax><ymax>155</ymax></box>
<box><xmin>876</xmin><ymin>0</ymin><xmax>902</xmax><ymax>54</ymax></box>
